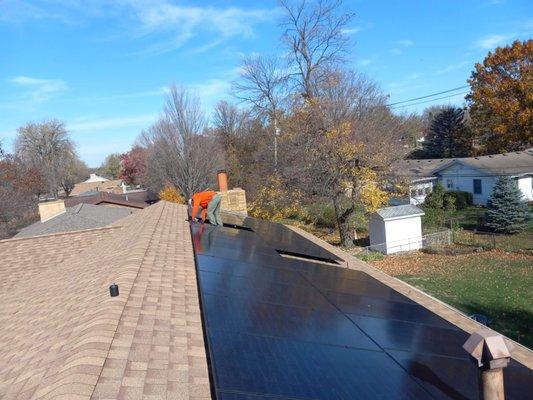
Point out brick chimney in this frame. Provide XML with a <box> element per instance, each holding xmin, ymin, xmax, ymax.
<box><xmin>217</xmin><ymin>170</ymin><xmax>228</xmax><ymax>192</ymax></box>
<box><xmin>38</xmin><ymin>199</ymin><xmax>66</xmax><ymax>222</ymax></box>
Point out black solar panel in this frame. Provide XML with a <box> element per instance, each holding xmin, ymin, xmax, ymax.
<box><xmin>221</xmin><ymin>212</ymin><xmax>343</xmax><ymax>262</ymax></box>
<box><xmin>190</xmin><ymin>221</ymin><xmax>532</xmax><ymax>400</ymax></box>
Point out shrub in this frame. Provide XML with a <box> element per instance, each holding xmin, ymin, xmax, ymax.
<box><xmin>302</xmin><ymin>203</ymin><xmax>337</xmax><ymax>228</ymax></box>
<box><xmin>424</xmin><ymin>183</ymin><xmax>445</xmax><ymax>209</ymax></box>
<box><xmin>485</xmin><ymin>176</ymin><xmax>528</xmax><ymax>233</ymax></box>
<box><xmin>158</xmin><ymin>186</ymin><xmax>186</xmax><ymax>204</ymax></box>
<box><xmin>423</xmin><ymin>183</ymin><xmax>455</xmax><ymax>229</ymax></box>
<box><xmin>249</xmin><ymin>175</ymin><xmax>303</xmax><ymax>221</ymax></box>
<box><xmin>422</xmin><ymin>206</ymin><xmax>446</xmax><ymax>229</ymax></box>
<box><xmin>446</xmin><ymin>190</ymin><xmax>473</xmax><ymax>209</ymax></box>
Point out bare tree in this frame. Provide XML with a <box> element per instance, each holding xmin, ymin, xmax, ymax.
<box><xmin>233</xmin><ymin>55</ymin><xmax>288</xmax><ymax>166</ymax></box>
<box><xmin>59</xmin><ymin>156</ymin><xmax>90</xmax><ymax>197</ymax></box>
<box><xmin>280</xmin><ymin>0</ymin><xmax>355</xmax><ymax>99</ymax></box>
<box><xmin>15</xmin><ymin>120</ymin><xmax>75</xmax><ymax>198</ymax></box>
<box><xmin>140</xmin><ymin>86</ymin><xmax>223</xmax><ymax>198</ymax></box>
<box><xmin>213</xmin><ymin>101</ymin><xmax>250</xmax><ymax>151</ymax></box>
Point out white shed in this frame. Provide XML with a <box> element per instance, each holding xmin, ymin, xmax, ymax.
<box><xmin>369</xmin><ymin>205</ymin><xmax>425</xmax><ymax>255</ymax></box>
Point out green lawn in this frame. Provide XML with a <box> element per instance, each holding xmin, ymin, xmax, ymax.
<box><xmin>373</xmin><ymin>251</ymin><xmax>533</xmax><ymax>348</ymax></box>
<box><xmin>449</xmin><ymin>205</ymin><xmax>533</xmax><ymax>251</ymax></box>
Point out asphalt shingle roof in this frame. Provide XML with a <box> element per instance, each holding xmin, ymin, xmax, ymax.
<box><xmin>394</xmin><ymin>148</ymin><xmax>533</xmax><ymax>178</ymax></box>
<box><xmin>0</xmin><ymin>202</ymin><xmax>210</xmax><ymax>399</ymax></box>
<box><xmin>15</xmin><ymin>203</ymin><xmax>135</xmax><ymax>238</ymax></box>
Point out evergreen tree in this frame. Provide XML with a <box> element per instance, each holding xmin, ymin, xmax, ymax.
<box><xmin>485</xmin><ymin>176</ymin><xmax>528</xmax><ymax>233</ymax></box>
<box><xmin>424</xmin><ymin>106</ymin><xmax>473</xmax><ymax>158</ymax></box>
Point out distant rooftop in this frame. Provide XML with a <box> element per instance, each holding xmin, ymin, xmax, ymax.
<box><xmin>394</xmin><ymin>148</ymin><xmax>533</xmax><ymax>178</ymax></box>
<box><xmin>64</xmin><ymin>191</ymin><xmax>153</xmax><ymax>209</ymax></box>
<box><xmin>15</xmin><ymin>203</ymin><xmax>134</xmax><ymax>238</ymax></box>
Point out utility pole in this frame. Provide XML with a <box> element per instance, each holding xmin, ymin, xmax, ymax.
<box><xmin>273</xmin><ymin>117</ymin><xmax>280</xmax><ymax>168</ymax></box>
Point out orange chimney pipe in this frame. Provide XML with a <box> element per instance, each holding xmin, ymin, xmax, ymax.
<box><xmin>217</xmin><ymin>170</ymin><xmax>228</xmax><ymax>192</ymax></box>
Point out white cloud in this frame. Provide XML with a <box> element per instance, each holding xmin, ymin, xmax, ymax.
<box><xmin>395</xmin><ymin>39</ymin><xmax>414</xmax><ymax>47</ymax></box>
<box><xmin>69</xmin><ymin>114</ymin><xmax>158</xmax><ymax>131</ymax></box>
<box><xmin>1</xmin><ymin>1</ymin><xmax>278</xmax><ymax>55</ymax></box>
<box><xmin>357</xmin><ymin>58</ymin><xmax>372</xmax><ymax>67</ymax></box>
<box><xmin>435</xmin><ymin>61</ymin><xmax>470</xmax><ymax>75</ymax></box>
<box><xmin>126</xmin><ymin>1</ymin><xmax>279</xmax><ymax>55</ymax></box>
<box><xmin>474</xmin><ymin>33</ymin><xmax>515</xmax><ymax>49</ymax></box>
<box><xmin>9</xmin><ymin>76</ymin><xmax>68</xmax><ymax>102</ymax></box>
<box><xmin>341</xmin><ymin>27</ymin><xmax>362</xmax><ymax>35</ymax></box>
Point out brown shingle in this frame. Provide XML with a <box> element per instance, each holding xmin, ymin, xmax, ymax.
<box><xmin>0</xmin><ymin>202</ymin><xmax>210</xmax><ymax>399</ymax></box>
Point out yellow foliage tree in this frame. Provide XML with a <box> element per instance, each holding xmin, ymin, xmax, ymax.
<box><xmin>249</xmin><ymin>175</ymin><xmax>303</xmax><ymax>222</ymax></box>
<box><xmin>280</xmin><ymin>73</ymin><xmax>408</xmax><ymax>247</ymax></box>
<box><xmin>158</xmin><ymin>186</ymin><xmax>186</xmax><ymax>204</ymax></box>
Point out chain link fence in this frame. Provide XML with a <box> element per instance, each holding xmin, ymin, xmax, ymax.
<box><xmin>362</xmin><ymin>230</ymin><xmax>452</xmax><ymax>256</ymax></box>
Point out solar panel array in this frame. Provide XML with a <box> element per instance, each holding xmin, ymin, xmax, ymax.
<box><xmin>191</xmin><ymin>221</ymin><xmax>532</xmax><ymax>400</ymax></box>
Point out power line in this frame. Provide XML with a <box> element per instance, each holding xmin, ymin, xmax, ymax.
<box><xmin>388</xmin><ymin>85</ymin><xmax>470</xmax><ymax>107</ymax></box>
<box><xmin>391</xmin><ymin>91</ymin><xmax>469</xmax><ymax>109</ymax></box>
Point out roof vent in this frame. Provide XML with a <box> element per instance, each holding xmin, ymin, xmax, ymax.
<box><xmin>109</xmin><ymin>283</ymin><xmax>119</xmax><ymax>297</ymax></box>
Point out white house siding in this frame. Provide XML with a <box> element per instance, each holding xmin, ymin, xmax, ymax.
<box><xmin>518</xmin><ymin>176</ymin><xmax>532</xmax><ymax>201</ymax></box>
<box><xmin>369</xmin><ymin>215</ymin><xmax>423</xmax><ymax>255</ymax></box>
<box><xmin>437</xmin><ymin>164</ymin><xmax>497</xmax><ymax>205</ymax></box>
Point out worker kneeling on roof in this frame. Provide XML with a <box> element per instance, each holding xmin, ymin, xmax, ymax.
<box><xmin>189</xmin><ymin>190</ymin><xmax>223</xmax><ymax>226</ymax></box>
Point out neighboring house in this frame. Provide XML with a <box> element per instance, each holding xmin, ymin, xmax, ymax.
<box><xmin>393</xmin><ymin>148</ymin><xmax>533</xmax><ymax>205</ymax></box>
<box><xmin>369</xmin><ymin>204</ymin><xmax>425</xmax><ymax>254</ymax></box>
<box><xmin>70</xmin><ymin>173</ymin><xmax>124</xmax><ymax>196</ymax></box>
<box><xmin>64</xmin><ymin>191</ymin><xmax>155</xmax><ymax>209</ymax></box>
<box><xmin>15</xmin><ymin>200</ymin><xmax>134</xmax><ymax>238</ymax></box>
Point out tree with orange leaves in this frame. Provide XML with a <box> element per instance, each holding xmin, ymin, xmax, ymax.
<box><xmin>467</xmin><ymin>39</ymin><xmax>533</xmax><ymax>153</ymax></box>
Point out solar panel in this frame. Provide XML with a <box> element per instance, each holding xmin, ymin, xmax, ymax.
<box><xmin>221</xmin><ymin>212</ymin><xmax>343</xmax><ymax>262</ymax></box>
<box><xmin>190</xmin><ymin>219</ymin><xmax>533</xmax><ymax>399</ymax></box>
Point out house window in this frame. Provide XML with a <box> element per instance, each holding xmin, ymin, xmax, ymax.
<box><xmin>417</xmin><ymin>188</ymin><xmax>424</xmax><ymax>196</ymax></box>
<box><xmin>473</xmin><ymin>179</ymin><xmax>482</xmax><ymax>194</ymax></box>
<box><xmin>446</xmin><ymin>179</ymin><xmax>453</xmax><ymax>189</ymax></box>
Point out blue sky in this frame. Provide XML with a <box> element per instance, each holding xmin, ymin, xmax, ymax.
<box><xmin>1</xmin><ymin>0</ymin><xmax>531</xmax><ymax>166</ymax></box>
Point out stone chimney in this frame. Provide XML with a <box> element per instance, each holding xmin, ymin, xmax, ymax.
<box><xmin>215</xmin><ymin>170</ymin><xmax>247</xmax><ymax>215</ymax></box>
<box><xmin>38</xmin><ymin>200</ymin><xmax>66</xmax><ymax>222</ymax></box>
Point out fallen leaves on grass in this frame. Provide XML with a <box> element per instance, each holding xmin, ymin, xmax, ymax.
<box><xmin>370</xmin><ymin>249</ymin><xmax>533</xmax><ymax>277</ymax></box>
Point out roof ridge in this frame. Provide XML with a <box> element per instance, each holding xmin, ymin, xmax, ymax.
<box><xmin>89</xmin><ymin>202</ymin><xmax>167</xmax><ymax>398</ymax></box>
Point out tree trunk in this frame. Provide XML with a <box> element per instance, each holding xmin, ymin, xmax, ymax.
<box><xmin>333</xmin><ymin>196</ymin><xmax>356</xmax><ymax>248</ymax></box>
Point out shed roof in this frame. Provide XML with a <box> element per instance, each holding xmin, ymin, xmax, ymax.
<box><xmin>375</xmin><ymin>204</ymin><xmax>425</xmax><ymax>220</ymax></box>
<box><xmin>15</xmin><ymin>203</ymin><xmax>134</xmax><ymax>238</ymax></box>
